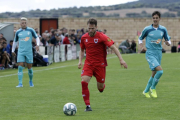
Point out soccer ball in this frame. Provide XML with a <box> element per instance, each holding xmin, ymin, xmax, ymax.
<box><xmin>63</xmin><ymin>103</ymin><xmax>77</xmax><ymax>116</ymax></box>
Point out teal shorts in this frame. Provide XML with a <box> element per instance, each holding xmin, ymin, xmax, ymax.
<box><xmin>145</xmin><ymin>50</ymin><xmax>162</xmax><ymax>71</ymax></box>
<box><xmin>17</xmin><ymin>53</ymin><xmax>33</xmax><ymax>64</ymax></box>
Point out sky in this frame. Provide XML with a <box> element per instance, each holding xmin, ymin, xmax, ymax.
<box><xmin>0</xmin><ymin>0</ymin><xmax>138</xmax><ymax>13</ymax></box>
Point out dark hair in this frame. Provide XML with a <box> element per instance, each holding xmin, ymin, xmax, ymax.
<box><xmin>10</xmin><ymin>40</ymin><xmax>13</xmax><ymax>42</ymax></box>
<box><xmin>152</xmin><ymin>11</ymin><xmax>161</xmax><ymax>18</ymax></box>
<box><xmin>87</xmin><ymin>18</ymin><xmax>97</xmax><ymax>26</ymax></box>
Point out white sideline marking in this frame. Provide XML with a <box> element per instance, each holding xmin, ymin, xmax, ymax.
<box><xmin>0</xmin><ymin>55</ymin><xmax>120</xmax><ymax>78</ymax></box>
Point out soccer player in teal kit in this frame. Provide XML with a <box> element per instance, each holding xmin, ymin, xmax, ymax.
<box><xmin>12</xmin><ymin>17</ymin><xmax>40</xmax><ymax>87</ymax></box>
<box><xmin>139</xmin><ymin>11</ymin><xmax>171</xmax><ymax>98</ymax></box>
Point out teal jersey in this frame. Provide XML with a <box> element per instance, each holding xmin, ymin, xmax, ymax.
<box><xmin>14</xmin><ymin>27</ymin><xmax>37</xmax><ymax>54</ymax></box>
<box><xmin>139</xmin><ymin>24</ymin><xmax>170</xmax><ymax>50</ymax></box>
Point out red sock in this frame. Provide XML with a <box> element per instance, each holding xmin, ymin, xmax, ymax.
<box><xmin>98</xmin><ymin>84</ymin><xmax>105</xmax><ymax>92</ymax></box>
<box><xmin>81</xmin><ymin>81</ymin><xmax>90</xmax><ymax>106</ymax></box>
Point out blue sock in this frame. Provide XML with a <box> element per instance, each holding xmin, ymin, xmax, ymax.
<box><xmin>18</xmin><ymin>66</ymin><xmax>23</xmax><ymax>84</ymax></box>
<box><xmin>144</xmin><ymin>76</ymin><xmax>153</xmax><ymax>93</ymax></box>
<box><xmin>151</xmin><ymin>70</ymin><xmax>163</xmax><ymax>89</ymax></box>
<box><xmin>28</xmin><ymin>68</ymin><xmax>33</xmax><ymax>82</ymax></box>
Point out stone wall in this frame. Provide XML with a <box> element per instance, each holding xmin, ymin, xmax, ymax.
<box><xmin>1</xmin><ymin>17</ymin><xmax>180</xmax><ymax>51</ymax></box>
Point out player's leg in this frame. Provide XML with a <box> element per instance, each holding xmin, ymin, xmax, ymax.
<box><xmin>97</xmin><ymin>82</ymin><xmax>105</xmax><ymax>93</ymax></box>
<box><xmin>150</xmin><ymin>66</ymin><xmax>163</xmax><ymax>98</ymax></box>
<box><xmin>27</xmin><ymin>63</ymin><xmax>34</xmax><ymax>87</ymax></box>
<box><xmin>26</xmin><ymin>54</ymin><xmax>34</xmax><ymax>87</ymax></box>
<box><xmin>81</xmin><ymin>76</ymin><xmax>92</xmax><ymax>111</ymax></box>
<box><xmin>143</xmin><ymin>52</ymin><xmax>158</xmax><ymax>97</ymax></box>
<box><xmin>81</xmin><ymin>64</ymin><xmax>93</xmax><ymax>111</ymax></box>
<box><xmin>16</xmin><ymin>54</ymin><xmax>25</xmax><ymax>87</ymax></box>
<box><xmin>94</xmin><ymin>67</ymin><xmax>106</xmax><ymax>93</ymax></box>
<box><xmin>143</xmin><ymin>71</ymin><xmax>156</xmax><ymax>98</ymax></box>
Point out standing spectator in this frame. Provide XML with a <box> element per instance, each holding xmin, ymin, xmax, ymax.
<box><xmin>41</xmin><ymin>33</ymin><xmax>48</xmax><ymax>46</ymax></box>
<box><xmin>12</xmin><ymin>17</ymin><xmax>40</xmax><ymax>87</ymax></box>
<box><xmin>139</xmin><ymin>11</ymin><xmax>171</xmax><ymax>98</ymax></box>
<box><xmin>78</xmin><ymin>18</ymin><xmax>127</xmax><ymax>111</ymax></box>
<box><xmin>130</xmin><ymin>40</ymin><xmax>137</xmax><ymax>53</ymax></box>
<box><xmin>58</xmin><ymin>29</ymin><xmax>65</xmax><ymax>44</ymax></box>
<box><xmin>50</xmin><ymin>34</ymin><xmax>60</xmax><ymax>46</ymax></box>
<box><xmin>63</xmin><ymin>33</ymin><xmax>71</xmax><ymax>44</ymax></box>
<box><xmin>70</xmin><ymin>29</ymin><xmax>78</xmax><ymax>45</ymax></box>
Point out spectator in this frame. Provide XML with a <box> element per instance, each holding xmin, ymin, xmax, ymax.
<box><xmin>50</xmin><ymin>34</ymin><xmax>60</xmax><ymax>46</ymax></box>
<box><xmin>70</xmin><ymin>29</ymin><xmax>78</xmax><ymax>45</ymax></box>
<box><xmin>103</xmin><ymin>29</ymin><xmax>107</xmax><ymax>34</ymax></box>
<box><xmin>2</xmin><ymin>42</ymin><xmax>10</xmax><ymax>68</ymax></box>
<box><xmin>63</xmin><ymin>33</ymin><xmax>71</xmax><ymax>44</ymax></box>
<box><xmin>58</xmin><ymin>29</ymin><xmax>65</xmax><ymax>44</ymax></box>
<box><xmin>119</xmin><ymin>39</ymin><xmax>131</xmax><ymax>54</ymax></box>
<box><xmin>81</xmin><ymin>28</ymin><xmax>85</xmax><ymax>35</ymax></box>
<box><xmin>0</xmin><ymin>33</ymin><xmax>3</xmax><ymax>39</ymax></box>
<box><xmin>6</xmin><ymin>40</ymin><xmax>13</xmax><ymax>61</ymax></box>
<box><xmin>41</xmin><ymin>33</ymin><xmax>48</xmax><ymax>46</ymax></box>
<box><xmin>178</xmin><ymin>41</ymin><xmax>180</xmax><ymax>52</ymax></box>
<box><xmin>0</xmin><ymin>39</ymin><xmax>3</xmax><ymax>65</ymax></box>
<box><xmin>62</xmin><ymin>27</ymin><xmax>68</xmax><ymax>36</ymax></box>
<box><xmin>130</xmin><ymin>40</ymin><xmax>137</xmax><ymax>53</ymax></box>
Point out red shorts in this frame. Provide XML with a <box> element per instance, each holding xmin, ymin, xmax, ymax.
<box><xmin>81</xmin><ymin>64</ymin><xmax>106</xmax><ymax>83</ymax></box>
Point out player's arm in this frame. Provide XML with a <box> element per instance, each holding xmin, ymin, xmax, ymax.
<box><xmin>163</xmin><ymin>28</ymin><xmax>171</xmax><ymax>46</ymax></box>
<box><xmin>35</xmin><ymin>37</ymin><xmax>40</xmax><ymax>51</ymax></box>
<box><xmin>110</xmin><ymin>44</ymin><xmax>127</xmax><ymax>69</ymax></box>
<box><xmin>78</xmin><ymin>48</ymin><xmax>85</xmax><ymax>69</ymax></box>
<box><xmin>138</xmin><ymin>27</ymin><xmax>148</xmax><ymax>52</ymax></box>
<box><xmin>12</xmin><ymin>31</ymin><xmax>19</xmax><ymax>56</ymax></box>
<box><xmin>78</xmin><ymin>36</ymin><xmax>85</xmax><ymax>69</ymax></box>
<box><xmin>32</xmin><ymin>29</ymin><xmax>40</xmax><ymax>51</ymax></box>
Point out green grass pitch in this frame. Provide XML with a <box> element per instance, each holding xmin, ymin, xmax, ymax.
<box><xmin>0</xmin><ymin>53</ymin><xmax>180</xmax><ymax>120</ymax></box>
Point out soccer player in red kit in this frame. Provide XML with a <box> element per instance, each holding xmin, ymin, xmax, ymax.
<box><xmin>78</xmin><ymin>18</ymin><xmax>128</xmax><ymax>111</ymax></box>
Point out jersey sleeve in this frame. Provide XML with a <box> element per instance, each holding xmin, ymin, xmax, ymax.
<box><xmin>163</xmin><ymin>27</ymin><xmax>170</xmax><ymax>41</ymax></box>
<box><xmin>31</xmin><ymin>29</ymin><xmax>38</xmax><ymax>38</ymax></box>
<box><xmin>102</xmin><ymin>34</ymin><xmax>114</xmax><ymax>47</ymax></box>
<box><xmin>139</xmin><ymin>27</ymin><xmax>148</xmax><ymax>40</ymax></box>
<box><xmin>80</xmin><ymin>37</ymin><xmax>85</xmax><ymax>49</ymax></box>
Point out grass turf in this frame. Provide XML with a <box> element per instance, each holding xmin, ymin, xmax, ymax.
<box><xmin>0</xmin><ymin>53</ymin><xmax>179</xmax><ymax>120</ymax></box>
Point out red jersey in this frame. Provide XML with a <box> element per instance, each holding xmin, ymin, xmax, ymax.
<box><xmin>80</xmin><ymin>32</ymin><xmax>114</xmax><ymax>67</ymax></box>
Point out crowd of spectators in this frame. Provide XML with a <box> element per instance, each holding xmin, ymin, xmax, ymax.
<box><xmin>0</xmin><ymin>34</ymin><xmax>14</xmax><ymax>69</ymax></box>
<box><xmin>0</xmin><ymin>27</ymin><xmax>107</xmax><ymax>70</ymax></box>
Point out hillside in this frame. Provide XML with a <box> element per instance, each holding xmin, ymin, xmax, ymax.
<box><xmin>0</xmin><ymin>0</ymin><xmax>180</xmax><ymax>18</ymax></box>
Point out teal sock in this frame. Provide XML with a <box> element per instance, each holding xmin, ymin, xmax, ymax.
<box><xmin>28</xmin><ymin>68</ymin><xmax>33</xmax><ymax>82</ymax></box>
<box><xmin>144</xmin><ymin>76</ymin><xmax>153</xmax><ymax>93</ymax></box>
<box><xmin>18</xmin><ymin>66</ymin><xmax>23</xmax><ymax>84</ymax></box>
<box><xmin>151</xmin><ymin>70</ymin><xmax>163</xmax><ymax>89</ymax></box>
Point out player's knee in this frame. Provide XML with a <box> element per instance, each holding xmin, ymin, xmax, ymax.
<box><xmin>97</xmin><ymin>83</ymin><xmax>104</xmax><ymax>89</ymax></box>
<box><xmin>157</xmin><ymin>70</ymin><xmax>163</xmax><ymax>76</ymax></box>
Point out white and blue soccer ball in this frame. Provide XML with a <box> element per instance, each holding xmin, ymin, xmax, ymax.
<box><xmin>63</xmin><ymin>103</ymin><xmax>77</xmax><ymax>116</ymax></box>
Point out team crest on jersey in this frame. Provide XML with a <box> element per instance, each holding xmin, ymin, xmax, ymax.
<box><xmin>86</xmin><ymin>39</ymin><xmax>88</xmax><ymax>42</ymax></box>
<box><xmin>27</xmin><ymin>32</ymin><xmax>30</xmax><ymax>35</ymax></box>
<box><xmin>94</xmin><ymin>39</ymin><xmax>98</xmax><ymax>43</ymax></box>
<box><xmin>107</xmin><ymin>37</ymin><xmax>111</xmax><ymax>42</ymax></box>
